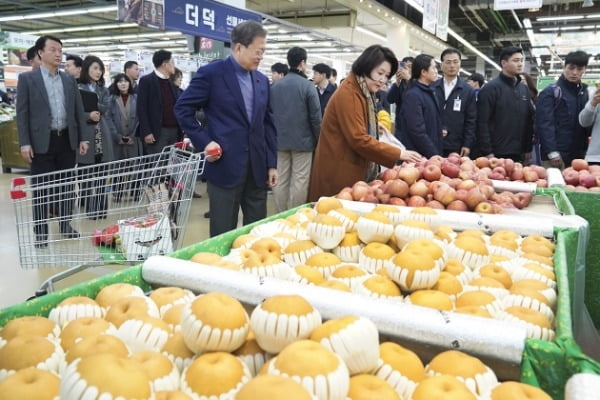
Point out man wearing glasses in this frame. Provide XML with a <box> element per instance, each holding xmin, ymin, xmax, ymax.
<box><xmin>175</xmin><ymin>20</ymin><xmax>278</xmax><ymax>237</ymax></box>
<box><xmin>432</xmin><ymin>48</ymin><xmax>477</xmax><ymax>157</ymax></box>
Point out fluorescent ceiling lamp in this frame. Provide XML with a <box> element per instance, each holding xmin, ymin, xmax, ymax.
<box><xmin>0</xmin><ymin>5</ymin><xmax>117</xmax><ymax>22</ymax></box>
<box><xmin>537</xmin><ymin>15</ymin><xmax>584</xmax><ymax>22</ymax></box>
<box><xmin>523</xmin><ymin>18</ymin><xmax>533</xmax><ymax>29</ymax></box>
<box><xmin>62</xmin><ymin>31</ymin><xmax>182</xmax><ymax>43</ymax></box>
<box><xmin>355</xmin><ymin>26</ymin><xmax>386</xmax><ymax>42</ymax></box>
<box><xmin>539</xmin><ymin>26</ymin><xmax>581</xmax><ymax>32</ymax></box>
<box><xmin>24</xmin><ymin>23</ymin><xmax>138</xmax><ymax>35</ymax></box>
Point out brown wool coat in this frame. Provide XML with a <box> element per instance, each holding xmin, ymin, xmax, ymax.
<box><xmin>308</xmin><ymin>73</ymin><xmax>402</xmax><ymax>202</ymax></box>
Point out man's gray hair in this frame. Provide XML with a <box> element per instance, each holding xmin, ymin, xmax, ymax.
<box><xmin>231</xmin><ymin>20</ymin><xmax>266</xmax><ymax>47</ymax></box>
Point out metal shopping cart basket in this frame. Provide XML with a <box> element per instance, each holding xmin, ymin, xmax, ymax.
<box><xmin>10</xmin><ymin>144</ymin><xmax>204</xmax><ymax>296</ymax></box>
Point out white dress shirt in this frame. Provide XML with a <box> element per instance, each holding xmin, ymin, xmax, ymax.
<box><xmin>444</xmin><ymin>77</ymin><xmax>458</xmax><ymax>101</ymax></box>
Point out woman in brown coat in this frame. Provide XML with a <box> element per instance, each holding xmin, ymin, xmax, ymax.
<box><xmin>308</xmin><ymin>45</ymin><xmax>422</xmax><ymax>201</ymax></box>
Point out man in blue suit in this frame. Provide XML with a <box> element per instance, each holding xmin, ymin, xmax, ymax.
<box><xmin>175</xmin><ymin>20</ymin><xmax>278</xmax><ymax>237</ymax></box>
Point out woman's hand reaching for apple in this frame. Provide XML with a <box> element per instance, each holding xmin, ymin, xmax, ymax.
<box><xmin>399</xmin><ymin>149</ymin><xmax>422</xmax><ymax>163</ymax></box>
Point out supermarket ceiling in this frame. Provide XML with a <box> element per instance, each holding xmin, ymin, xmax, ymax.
<box><xmin>1</xmin><ymin>0</ymin><xmax>600</xmax><ymax>77</ymax></box>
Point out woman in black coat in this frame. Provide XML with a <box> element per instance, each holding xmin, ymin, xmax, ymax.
<box><xmin>401</xmin><ymin>54</ymin><xmax>444</xmax><ymax>158</ymax></box>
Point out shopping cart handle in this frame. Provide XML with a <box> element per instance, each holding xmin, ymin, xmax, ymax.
<box><xmin>10</xmin><ymin>177</ymin><xmax>27</xmax><ymax>200</ymax></box>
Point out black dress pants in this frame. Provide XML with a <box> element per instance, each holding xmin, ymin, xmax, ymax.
<box><xmin>30</xmin><ymin>133</ymin><xmax>76</xmax><ymax>238</ymax></box>
<box><xmin>207</xmin><ymin>165</ymin><xmax>267</xmax><ymax>237</ymax></box>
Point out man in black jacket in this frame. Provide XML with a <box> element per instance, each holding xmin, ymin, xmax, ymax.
<box><xmin>433</xmin><ymin>48</ymin><xmax>477</xmax><ymax>157</ymax></box>
<box><xmin>477</xmin><ymin>47</ymin><xmax>534</xmax><ymax>162</ymax></box>
<box><xmin>312</xmin><ymin>63</ymin><xmax>336</xmax><ymax>115</ymax></box>
<box><xmin>387</xmin><ymin>56</ymin><xmax>413</xmax><ymax>140</ymax></box>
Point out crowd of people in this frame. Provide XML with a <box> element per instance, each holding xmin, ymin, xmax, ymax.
<box><xmin>14</xmin><ymin>20</ymin><xmax>600</xmax><ymax>244</ymax></box>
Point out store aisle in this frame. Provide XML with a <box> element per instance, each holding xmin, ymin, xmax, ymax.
<box><xmin>0</xmin><ymin>166</ymin><xmax>276</xmax><ymax>308</ymax></box>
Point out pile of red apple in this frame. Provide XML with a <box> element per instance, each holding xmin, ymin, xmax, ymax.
<box><xmin>562</xmin><ymin>159</ymin><xmax>600</xmax><ymax>192</ymax></box>
<box><xmin>335</xmin><ymin>154</ymin><xmax>536</xmax><ymax>213</ymax></box>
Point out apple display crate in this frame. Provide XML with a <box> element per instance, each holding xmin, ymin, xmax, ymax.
<box><xmin>9</xmin><ymin>144</ymin><xmax>204</xmax><ymax>295</ymax></box>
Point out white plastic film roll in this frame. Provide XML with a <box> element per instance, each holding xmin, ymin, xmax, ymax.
<box><xmin>142</xmin><ymin>256</ymin><xmax>527</xmax><ymax>367</ymax></box>
<box><xmin>565</xmin><ymin>373</ymin><xmax>600</xmax><ymax>399</ymax></box>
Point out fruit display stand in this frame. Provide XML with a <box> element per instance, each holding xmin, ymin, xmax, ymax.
<box><xmin>1</xmin><ymin>200</ymin><xmax>599</xmax><ymax>399</ymax></box>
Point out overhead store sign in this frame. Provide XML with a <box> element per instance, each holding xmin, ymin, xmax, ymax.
<box><xmin>422</xmin><ymin>0</ymin><xmax>449</xmax><ymax>42</ymax></box>
<box><xmin>493</xmin><ymin>0</ymin><xmax>542</xmax><ymax>11</ymax></box>
<box><xmin>119</xmin><ymin>0</ymin><xmax>261</xmax><ymax>42</ymax></box>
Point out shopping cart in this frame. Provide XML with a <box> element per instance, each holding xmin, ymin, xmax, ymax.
<box><xmin>10</xmin><ymin>144</ymin><xmax>204</xmax><ymax>296</ymax></box>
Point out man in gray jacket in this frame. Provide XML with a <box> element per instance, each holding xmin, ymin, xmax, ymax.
<box><xmin>270</xmin><ymin>47</ymin><xmax>322</xmax><ymax>212</ymax></box>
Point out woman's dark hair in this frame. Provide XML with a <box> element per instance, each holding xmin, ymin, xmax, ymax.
<box><xmin>351</xmin><ymin>45</ymin><xmax>398</xmax><ymax>79</ymax></box>
<box><xmin>520</xmin><ymin>73</ymin><xmax>538</xmax><ymax>102</ymax></box>
<box><xmin>231</xmin><ymin>20</ymin><xmax>266</xmax><ymax>47</ymax></box>
<box><xmin>79</xmin><ymin>55</ymin><xmax>105</xmax><ymax>86</ymax></box>
<box><xmin>109</xmin><ymin>73</ymin><xmax>133</xmax><ymax>96</ymax></box>
<box><xmin>411</xmin><ymin>54</ymin><xmax>434</xmax><ymax>80</ymax></box>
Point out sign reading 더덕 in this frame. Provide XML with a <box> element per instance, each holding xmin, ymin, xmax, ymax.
<box><xmin>164</xmin><ymin>0</ymin><xmax>261</xmax><ymax>42</ymax></box>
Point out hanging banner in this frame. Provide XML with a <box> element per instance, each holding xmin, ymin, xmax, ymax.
<box><xmin>164</xmin><ymin>0</ymin><xmax>261</xmax><ymax>42</ymax></box>
<box><xmin>493</xmin><ymin>0</ymin><xmax>542</xmax><ymax>10</ymax></box>
<box><xmin>436</xmin><ymin>0</ymin><xmax>449</xmax><ymax>42</ymax></box>
<box><xmin>119</xmin><ymin>0</ymin><xmax>261</xmax><ymax>42</ymax></box>
<box><xmin>422</xmin><ymin>0</ymin><xmax>438</xmax><ymax>35</ymax></box>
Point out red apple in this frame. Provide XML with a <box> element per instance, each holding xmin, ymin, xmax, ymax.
<box><xmin>536</xmin><ymin>179</ymin><xmax>548</xmax><ymax>188</ymax></box>
<box><xmin>522</xmin><ymin>167</ymin><xmax>539</xmax><ymax>183</ymax></box>
<box><xmin>465</xmin><ymin>187</ymin><xmax>486</xmax><ymax>210</ymax></box>
<box><xmin>423</xmin><ymin>164</ymin><xmax>442</xmax><ymax>181</ymax></box>
<box><xmin>441</xmin><ymin>161</ymin><xmax>460</xmax><ymax>178</ymax></box>
<box><xmin>336</xmin><ymin>190</ymin><xmax>353</xmax><ymax>201</ymax></box>
<box><xmin>589</xmin><ymin>165</ymin><xmax>600</xmax><ymax>175</ymax></box>
<box><xmin>455</xmin><ymin>189</ymin><xmax>468</xmax><ymax>202</ymax></box>
<box><xmin>493</xmin><ymin>166</ymin><xmax>506</xmax><ymax>177</ymax></box>
<box><xmin>381</xmin><ymin>168</ymin><xmax>398</xmax><ymax>182</ymax></box>
<box><xmin>504</xmin><ymin>159</ymin><xmax>515</xmax><ymax>174</ymax></box>
<box><xmin>387</xmin><ymin>179</ymin><xmax>409</xmax><ymax>198</ymax></box>
<box><xmin>513</xmin><ymin>192</ymin><xmax>533</xmax><ymax>209</ymax></box>
<box><xmin>352</xmin><ymin>183</ymin><xmax>370</xmax><ymax>201</ymax></box>
<box><xmin>532</xmin><ymin>165</ymin><xmax>547</xmax><ymax>179</ymax></box>
<box><xmin>388</xmin><ymin>197</ymin><xmax>406</xmax><ymax>206</ymax></box>
<box><xmin>479</xmin><ymin>184</ymin><xmax>495</xmax><ymax>200</ymax></box>
<box><xmin>398</xmin><ymin>166</ymin><xmax>421</xmax><ymax>185</ymax></box>
<box><xmin>579</xmin><ymin>173</ymin><xmax>597</xmax><ymax>188</ymax></box>
<box><xmin>572</xmin><ymin>159</ymin><xmax>589</xmax><ymax>171</ymax></box>
<box><xmin>491</xmin><ymin>203</ymin><xmax>505</xmax><ymax>214</ymax></box>
<box><xmin>377</xmin><ymin>192</ymin><xmax>391</xmax><ymax>204</ymax></box>
<box><xmin>474</xmin><ymin>201</ymin><xmax>494</xmax><ymax>214</ymax></box>
<box><xmin>407</xmin><ymin>196</ymin><xmax>427</xmax><ymax>207</ymax></box>
<box><xmin>489</xmin><ymin>157</ymin><xmax>500</xmax><ymax>169</ymax></box>
<box><xmin>447</xmin><ymin>154</ymin><xmax>461</xmax><ymax>165</ymax></box>
<box><xmin>458</xmin><ymin>170</ymin><xmax>474</xmax><ymax>181</ymax></box>
<box><xmin>511</xmin><ymin>168</ymin><xmax>524</xmax><ymax>181</ymax></box>
<box><xmin>490</xmin><ymin>172</ymin><xmax>506</xmax><ymax>181</ymax></box>
<box><xmin>475</xmin><ymin>157</ymin><xmax>490</xmax><ymax>168</ymax></box>
<box><xmin>460</xmin><ymin>156</ymin><xmax>472</xmax><ymax>164</ymax></box>
<box><xmin>426</xmin><ymin>200</ymin><xmax>445</xmax><ymax>209</ymax></box>
<box><xmin>409</xmin><ymin>181</ymin><xmax>429</xmax><ymax>197</ymax></box>
<box><xmin>565</xmin><ymin>185</ymin><xmax>576</xmax><ymax>191</ymax></box>
<box><xmin>588</xmin><ymin>187</ymin><xmax>600</xmax><ymax>193</ymax></box>
<box><xmin>448</xmin><ymin>178</ymin><xmax>463</xmax><ymax>189</ymax></box>
<box><xmin>457</xmin><ymin>179</ymin><xmax>477</xmax><ymax>191</ymax></box>
<box><xmin>575</xmin><ymin>186</ymin><xmax>589</xmax><ymax>192</ymax></box>
<box><xmin>433</xmin><ymin>183</ymin><xmax>457</xmax><ymax>206</ymax></box>
<box><xmin>363</xmin><ymin>194</ymin><xmax>379</xmax><ymax>203</ymax></box>
<box><xmin>563</xmin><ymin>169</ymin><xmax>580</xmax><ymax>186</ymax></box>
<box><xmin>459</xmin><ymin>161</ymin><xmax>476</xmax><ymax>172</ymax></box>
<box><xmin>370</xmin><ymin>179</ymin><xmax>384</xmax><ymax>187</ymax></box>
<box><xmin>446</xmin><ymin>200</ymin><xmax>469</xmax><ymax>211</ymax></box>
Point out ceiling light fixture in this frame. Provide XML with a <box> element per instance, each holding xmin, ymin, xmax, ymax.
<box><xmin>0</xmin><ymin>5</ymin><xmax>117</xmax><ymax>22</ymax></box>
<box><xmin>583</xmin><ymin>0</ymin><xmax>594</xmax><ymax>7</ymax></box>
<box><xmin>536</xmin><ymin>15</ymin><xmax>584</xmax><ymax>22</ymax></box>
<box><xmin>355</xmin><ymin>26</ymin><xmax>386</xmax><ymax>41</ymax></box>
<box><xmin>23</xmin><ymin>23</ymin><xmax>138</xmax><ymax>35</ymax></box>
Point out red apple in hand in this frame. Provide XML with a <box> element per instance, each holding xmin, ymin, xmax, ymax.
<box><xmin>407</xmin><ymin>196</ymin><xmax>427</xmax><ymax>207</ymax></box>
<box><xmin>572</xmin><ymin>159</ymin><xmax>589</xmax><ymax>171</ymax></box>
<box><xmin>474</xmin><ymin>201</ymin><xmax>494</xmax><ymax>214</ymax></box>
<box><xmin>398</xmin><ymin>166</ymin><xmax>421</xmax><ymax>185</ymax></box>
<box><xmin>423</xmin><ymin>164</ymin><xmax>442</xmax><ymax>181</ymax></box>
